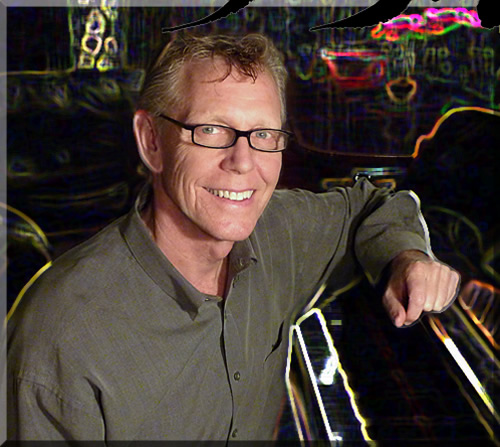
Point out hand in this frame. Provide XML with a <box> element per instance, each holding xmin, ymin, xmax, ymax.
<box><xmin>382</xmin><ymin>250</ymin><xmax>460</xmax><ymax>327</ymax></box>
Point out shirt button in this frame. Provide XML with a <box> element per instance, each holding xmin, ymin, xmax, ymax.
<box><xmin>234</xmin><ymin>371</ymin><xmax>241</xmax><ymax>381</ymax></box>
<box><xmin>231</xmin><ymin>428</ymin><xmax>238</xmax><ymax>438</ymax></box>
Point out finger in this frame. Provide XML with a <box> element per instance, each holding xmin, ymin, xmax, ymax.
<box><xmin>383</xmin><ymin>289</ymin><xmax>406</xmax><ymax>327</ymax></box>
<box><xmin>446</xmin><ymin>269</ymin><xmax>460</xmax><ymax>307</ymax></box>
<box><xmin>405</xmin><ymin>266</ymin><xmax>427</xmax><ymax>324</ymax></box>
<box><xmin>422</xmin><ymin>263</ymin><xmax>440</xmax><ymax>312</ymax></box>
<box><xmin>430</xmin><ymin>263</ymin><xmax>448</xmax><ymax>311</ymax></box>
<box><xmin>435</xmin><ymin>267</ymin><xmax>460</xmax><ymax>312</ymax></box>
<box><xmin>431</xmin><ymin>264</ymin><xmax>460</xmax><ymax>311</ymax></box>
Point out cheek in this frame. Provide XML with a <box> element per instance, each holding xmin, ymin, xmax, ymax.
<box><xmin>260</xmin><ymin>154</ymin><xmax>282</xmax><ymax>186</ymax></box>
<box><xmin>160</xmin><ymin>150</ymin><xmax>190</xmax><ymax>196</ymax></box>
<box><xmin>164</xmin><ymin>149</ymin><xmax>211</xmax><ymax>197</ymax></box>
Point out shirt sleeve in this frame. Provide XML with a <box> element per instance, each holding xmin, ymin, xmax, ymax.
<box><xmin>264</xmin><ymin>178</ymin><xmax>430</xmax><ymax>307</ymax></box>
<box><xmin>354</xmin><ymin>185</ymin><xmax>431</xmax><ymax>285</ymax></box>
<box><xmin>7</xmin><ymin>277</ymin><xmax>107</xmax><ymax>441</ymax></box>
<box><xmin>7</xmin><ymin>374</ymin><xmax>106</xmax><ymax>441</ymax></box>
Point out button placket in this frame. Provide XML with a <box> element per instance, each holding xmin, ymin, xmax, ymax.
<box><xmin>232</xmin><ymin>275</ymin><xmax>239</xmax><ymax>287</ymax></box>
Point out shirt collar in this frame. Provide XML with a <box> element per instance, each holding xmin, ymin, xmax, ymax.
<box><xmin>119</xmin><ymin>185</ymin><xmax>257</xmax><ymax>318</ymax></box>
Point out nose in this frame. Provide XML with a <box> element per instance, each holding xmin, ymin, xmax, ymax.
<box><xmin>220</xmin><ymin>135</ymin><xmax>256</xmax><ymax>174</ymax></box>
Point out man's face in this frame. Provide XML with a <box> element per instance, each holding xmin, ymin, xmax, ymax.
<box><xmin>154</xmin><ymin>60</ymin><xmax>283</xmax><ymax>243</ymax></box>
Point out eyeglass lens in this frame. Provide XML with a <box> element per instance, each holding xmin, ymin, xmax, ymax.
<box><xmin>193</xmin><ymin>125</ymin><xmax>288</xmax><ymax>151</ymax></box>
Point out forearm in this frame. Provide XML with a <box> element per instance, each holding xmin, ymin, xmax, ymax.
<box><xmin>354</xmin><ymin>188</ymin><xmax>431</xmax><ymax>285</ymax></box>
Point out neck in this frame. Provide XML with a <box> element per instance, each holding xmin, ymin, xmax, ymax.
<box><xmin>141</xmin><ymin>191</ymin><xmax>233</xmax><ymax>298</ymax></box>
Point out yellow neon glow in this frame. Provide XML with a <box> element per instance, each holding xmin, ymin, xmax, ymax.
<box><xmin>412</xmin><ymin>107</ymin><xmax>500</xmax><ymax>158</ymax></box>
<box><xmin>428</xmin><ymin>316</ymin><xmax>499</xmax><ymax>424</ymax></box>
<box><xmin>78</xmin><ymin>53</ymin><xmax>95</xmax><ymax>69</ymax></box>
<box><xmin>436</xmin><ymin>349</ymin><xmax>498</xmax><ymax>442</ymax></box>
<box><xmin>82</xmin><ymin>34</ymin><xmax>103</xmax><ymax>57</ymax></box>
<box><xmin>453</xmin><ymin>304</ymin><xmax>499</xmax><ymax>365</ymax></box>
<box><xmin>6</xmin><ymin>261</ymin><xmax>52</xmax><ymax>324</ymax></box>
<box><xmin>97</xmin><ymin>55</ymin><xmax>116</xmax><ymax>72</ymax></box>
<box><xmin>458</xmin><ymin>280</ymin><xmax>499</xmax><ymax>351</ymax></box>
<box><xmin>0</xmin><ymin>203</ymin><xmax>51</xmax><ymax>250</ymax></box>
<box><xmin>104</xmin><ymin>36</ymin><xmax>119</xmax><ymax>55</ymax></box>
<box><xmin>285</xmin><ymin>307</ymin><xmax>374</xmax><ymax>443</ymax></box>
<box><xmin>295</xmin><ymin>326</ymin><xmax>338</xmax><ymax>441</ymax></box>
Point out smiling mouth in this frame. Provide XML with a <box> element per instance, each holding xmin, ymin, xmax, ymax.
<box><xmin>206</xmin><ymin>188</ymin><xmax>254</xmax><ymax>202</ymax></box>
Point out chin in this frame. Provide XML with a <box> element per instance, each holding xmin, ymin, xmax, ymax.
<box><xmin>207</xmin><ymin>223</ymin><xmax>256</xmax><ymax>243</ymax></box>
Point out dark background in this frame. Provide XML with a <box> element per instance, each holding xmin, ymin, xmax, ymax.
<box><xmin>5</xmin><ymin>6</ymin><xmax>499</xmax><ymax>445</ymax></box>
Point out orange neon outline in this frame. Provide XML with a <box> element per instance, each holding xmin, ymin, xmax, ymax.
<box><xmin>385</xmin><ymin>76</ymin><xmax>418</xmax><ymax>104</ymax></box>
<box><xmin>412</xmin><ymin>107</ymin><xmax>500</xmax><ymax>159</ymax></box>
<box><xmin>458</xmin><ymin>280</ymin><xmax>499</xmax><ymax>350</ymax></box>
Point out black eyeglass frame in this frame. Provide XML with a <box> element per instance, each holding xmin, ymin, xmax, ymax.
<box><xmin>157</xmin><ymin>113</ymin><xmax>294</xmax><ymax>153</ymax></box>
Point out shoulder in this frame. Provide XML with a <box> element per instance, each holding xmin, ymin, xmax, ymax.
<box><xmin>262</xmin><ymin>187</ymin><xmax>352</xmax><ymax>226</ymax></box>
<box><xmin>8</xmin><ymin>215</ymin><xmax>131</xmax><ymax>343</ymax></box>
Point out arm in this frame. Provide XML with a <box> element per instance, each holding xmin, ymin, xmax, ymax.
<box><xmin>8</xmin><ymin>375</ymin><xmax>106</xmax><ymax>441</ymax></box>
<box><xmin>351</xmin><ymin>182</ymin><xmax>460</xmax><ymax>327</ymax></box>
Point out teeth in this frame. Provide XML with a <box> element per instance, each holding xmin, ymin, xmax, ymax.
<box><xmin>207</xmin><ymin>188</ymin><xmax>254</xmax><ymax>201</ymax></box>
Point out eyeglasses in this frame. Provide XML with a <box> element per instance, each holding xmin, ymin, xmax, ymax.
<box><xmin>157</xmin><ymin>114</ymin><xmax>293</xmax><ymax>152</ymax></box>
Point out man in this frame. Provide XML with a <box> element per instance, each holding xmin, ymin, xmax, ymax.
<box><xmin>7</xmin><ymin>33</ymin><xmax>459</xmax><ymax>441</ymax></box>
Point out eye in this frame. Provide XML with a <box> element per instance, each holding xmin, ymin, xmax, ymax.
<box><xmin>255</xmin><ymin>130</ymin><xmax>272</xmax><ymax>139</ymax></box>
<box><xmin>200</xmin><ymin>126</ymin><xmax>220</xmax><ymax>135</ymax></box>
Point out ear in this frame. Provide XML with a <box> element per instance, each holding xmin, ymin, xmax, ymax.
<box><xmin>133</xmin><ymin>110</ymin><xmax>163</xmax><ymax>174</ymax></box>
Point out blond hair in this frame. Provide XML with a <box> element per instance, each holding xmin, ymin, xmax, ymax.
<box><xmin>137</xmin><ymin>32</ymin><xmax>288</xmax><ymax>123</ymax></box>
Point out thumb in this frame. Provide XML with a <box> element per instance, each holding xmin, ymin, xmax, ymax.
<box><xmin>383</xmin><ymin>288</ymin><xmax>407</xmax><ymax>327</ymax></box>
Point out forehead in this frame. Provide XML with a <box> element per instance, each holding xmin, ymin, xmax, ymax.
<box><xmin>176</xmin><ymin>58</ymin><xmax>281</xmax><ymax>118</ymax></box>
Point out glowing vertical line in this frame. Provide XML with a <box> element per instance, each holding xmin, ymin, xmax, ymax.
<box><xmin>294</xmin><ymin>323</ymin><xmax>337</xmax><ymax>442</ymax></box>
<box><xmin>429</xmin><ymin>317</ymin><xmax>499</xmax><ymax>424</ymax></box>
<box><xmin>313</xmin><ymin>309</ymin><xmax>374</xmax><ymax>443</ymax></box>
<box><xmin>67</xmin><ymin>2</ymin><xmax>76</xmax><ymax>70</ymax></box>
<box><xmin>442</xmin><ymin>337</ymin><xmax>498</xmax><ymax>421</ymax></box>
<box><xmin>285</xmin><ymin>324</ymin><xmax>305</xmax><ymax>443</ymax></box>
<box><xmin>291</xmin><ymin>308</ymin><xmax>374</xmax><ymax>443</ymax></box>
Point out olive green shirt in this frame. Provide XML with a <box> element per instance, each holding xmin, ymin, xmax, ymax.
<box><xmin>7</xmin><ymin>179</ymin><xmax>430</xmax><ymax>441</ymax></box>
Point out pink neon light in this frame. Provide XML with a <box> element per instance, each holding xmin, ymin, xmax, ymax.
<box><xmin>371</xmin><ymin>8</ymin><xmax>482</xmax><ymax>41</ymax></box>
<box><xmin>320</xmin><ymin>50</ymin><xmax>387</xmax><ymax>88</ymax></box>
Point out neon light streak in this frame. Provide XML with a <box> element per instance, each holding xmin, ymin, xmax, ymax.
<box><xmin>428</xmin><ymin>316</ymin><xmax>499</xmax><ymax>424</ymax></box>
<box><xmin>285</xmin><ymin>308</ymin><xmax>374</xmax><ymax>443</ymax></box>
<box><xmin>412</xmin><ymin>107</ymin><xmax>500</xmax><ymax>159</ymax></box>
<box><xmin>294</xmin><ymin>323</ymin><xmax>339</xmax><ymax>442</ymax></box>
<box><xmin>426</xmin><ymin>7</ymin><xmax>481</xmax><ymax>27</ymax></box>
<box><xmin>320</xmin><ymin>49</ymin><xmax>387</xmax><ymax>88</ymax></box>
<box><xmin>458</xmin><ymin>280</ymin><xmax>499</xmax><ymax>352</ymax></box>
<box><xmin>454</xmin><ymin>301</ymin><xmax>499</xmax><ymax>363</ymax></box>
<box><xmin>371</xmin><ymin>8</ymin><xmax>482</xmax><ymax>42</ymax></box>
<box><xmin>6</xmin><ymin>262</ymin><xmax>53</xmax><ymax>324</ymax></box>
